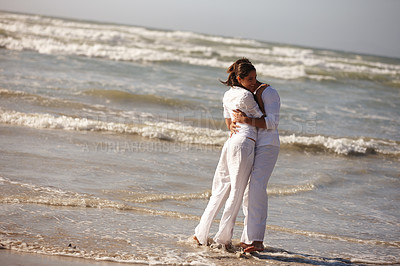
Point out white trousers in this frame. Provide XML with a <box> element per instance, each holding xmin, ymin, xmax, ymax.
<box><xmin>241</xmin><ymin>145</ymin><xmax>279</xmax><ymax>244</ymax></box>
<box><xmin>195</xmin><ymin>136</ymin><xmax>255</xmax><ymax>245</ymax></box>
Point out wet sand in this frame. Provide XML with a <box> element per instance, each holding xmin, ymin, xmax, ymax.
<box><xmin>1</xmin><ymin>247</ymin><xmax>368</xmax><ymax>266</ymax></box>
<box><xmin>0</xmin><ymin>250</ymin><xmax>133</xmax><ymax>266</ymax></box>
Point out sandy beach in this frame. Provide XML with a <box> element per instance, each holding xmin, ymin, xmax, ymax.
<box><xmin>0</xmin><ymin>250</ymin><xmax>132</xmax><ymax>266</ymax></box>
<box><xmin>1</xmin><ymin>244</ymin><xmax>372</xmax><ymax>266</ymax></box>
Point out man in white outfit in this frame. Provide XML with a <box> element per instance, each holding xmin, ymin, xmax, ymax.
<box><xmin>233</xmin><ymin>82</ymin><xmax>280</xmax><ymax>252</ymax></box>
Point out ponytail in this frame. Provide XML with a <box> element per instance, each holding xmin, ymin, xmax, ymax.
<box><xmin>220</xmin><ymin>58</ymin><xmax>255</xmax><ymax>87</ymax></box>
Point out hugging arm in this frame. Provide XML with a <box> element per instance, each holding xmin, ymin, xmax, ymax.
<box><xmin>226</xmin><ymin>118</ymin><xmax>241</xmax><ymax>137</ymax></box>
<box><xmin>233</xmin><ymin>86</ymin><xmax>280</xmax><ymax>130</ymax></box>
<box><xmin>233</xmin><ymin>111</ymin><xmax>266</xmax><ymax>128</ymax></box>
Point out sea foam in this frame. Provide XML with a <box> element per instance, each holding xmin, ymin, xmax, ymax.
<box><xmin>281</xmin><ymin>134</ymin><xmax>400</xmax><ymax>156</ymax></box>
<box><xmin>1</xmin><ymin>12</ymin><xmax>399</xmax><ymax>82</ymax></box>
<box><xmin>1</xmin><ymin>108</ymin><xmax>398</xmax><ymax>156</ymax></box>
<box><xmin>0</xmin><ymin>109</ymin><xmax>228</xmax><ymax>146</ymax></box>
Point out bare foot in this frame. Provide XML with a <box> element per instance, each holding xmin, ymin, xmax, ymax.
<box><xmin>193</xmin><ymin>235</ymin><xmax>201</xmax><ymax>245</ymax></box>
<box><xmin>244</xmin><ymin>245</ymin><xmax>264</xmax><ymax>253</ymax></box>
<box><xmin>239</xmin><ymin>242</ymin><xmax>253</xmax><ymax>250</ymax></box>
<box><xmin>241</xmin><ymin>241</ymin><xmax>264</xmax><ymax>253</ymax></box>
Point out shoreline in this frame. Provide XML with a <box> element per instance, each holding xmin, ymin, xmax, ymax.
<box><xmin>1</xmin><ymin>248</ymin><xmax>384</xmax><ymax>266</ymax></box>
<box><xmin>0</xmin><ymin>250</ymin><xmax>134</xmax><ymax>266</ymax></box>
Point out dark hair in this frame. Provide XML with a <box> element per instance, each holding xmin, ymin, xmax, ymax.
<box><xmin>220</xmin><ymin>58</ymin><xmax>256</xmax><ymax>87</ymax></box>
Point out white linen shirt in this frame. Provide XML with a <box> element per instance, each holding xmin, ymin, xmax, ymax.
<box><xmin>256</xmin><ymin>86</ymin><xmax>280</xmax><ymax>147</ymax></box>
<box><xmin>223</xmin><ymin>86</ymin><xmax>263</xmax><ymax>140</ymax></box>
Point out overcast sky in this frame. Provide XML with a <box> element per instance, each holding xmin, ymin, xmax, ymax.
<box><xmin>1</xmin><ymin>0</ymin><xmax>399</xmax><ymax>58</ymax></box>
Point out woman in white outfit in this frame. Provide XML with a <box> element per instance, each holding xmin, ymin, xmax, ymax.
<box><xmin>194</xmin><ymin>58</ymin><xmax>263</xmax><ymax>247</ymax></box>
<box><xmin>233</xmin><ymin>81</ymin><xmax>280</xmax><ymax>252</ymax></box>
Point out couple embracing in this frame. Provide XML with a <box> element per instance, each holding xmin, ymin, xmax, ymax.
<box><xmin>193</xmin><ymin>58</ymin><xmax>280</xmax><ymax>252</ymax></box>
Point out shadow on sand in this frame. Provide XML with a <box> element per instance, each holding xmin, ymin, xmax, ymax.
<box><xmin>244</xmin><ymin>246</ymin><xmax>379</xmax><ymax>266</ymax></box>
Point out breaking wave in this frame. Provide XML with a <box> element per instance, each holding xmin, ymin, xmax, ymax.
<box><xmin>281</xmin><ymin>134</ymin><xmax>400</xmax><ymax>156</ymax></box>
<box><xmin>1</xmin><ymin>12</ymin><xmax>399</xmax><ymax>82</ymax></box>
<box><xmin>1</xmin><ymin>107</ymin><xmax>399</xmax><ymax>156</ymax></box>
<box><xmin>0</xmin><ymin>108</ymin><xmax>228</xmax><ymax>145</ymax></box>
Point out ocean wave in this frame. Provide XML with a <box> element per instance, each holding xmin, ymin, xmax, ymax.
<box><xmin>1</xmin><ymin>108</ymin><xmax>399</xmax><ymax>156</ymax></box>
<box><xmin>0</xmin><ymin>108</ymin><xmax>228</xmax><ymax>145</ymax></box>
<box><xmin>0</xmin><ymin>88</ymin><xmax>173</xmax><ymax>127</ymax></box>
<box><xmin>1</xmin><ymin>12</ymin><xmax>399</xmax><ymax>82</ymax></box>
<box><xmin>268</xmin><ymin>183</ymin><xmax>316</xmax><ymax>196</ymax></box>
<box><xmin>116</xmin><ymin>190</ymin><xmax>212</xmax><ymax>203</ymax></box>
<box><xmin>281</xmin><ymin>134</ymin><xmax>400</xmax><ymax>156</ymax></box>
<box><xmin>0</xmin><ymin>177</ymin><xmax>319</xmax><ymax>213</ymax></box>
<box><xmin>103</xmin><ymin>184</ymin><xmax>317</xmax><ymax>204</ymax></box>
<box><xmin>1</xmin><ymin>87</ymin><xmax>228</xmax><ymax>132</ymax></box>
<box><xmin>0</xmin><ymin>177</ymin><xmax>199</xmax><ymax>220</ymax></box>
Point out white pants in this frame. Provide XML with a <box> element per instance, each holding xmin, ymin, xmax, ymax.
<box><xmin>241</xmin><ymin>145</ymin><xmax>279</xmax><ymax>244</ymax></box>
<box><xmin>195</xmin><ymin>136</ymin><xmax>255</xmax><ymax>245</ymax></box>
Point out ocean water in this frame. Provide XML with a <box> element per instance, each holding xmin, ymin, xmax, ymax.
<box><xmin>0</xmin><ymin>11</ymin><xmax>399</xmax><ymax>265</ymax></box>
